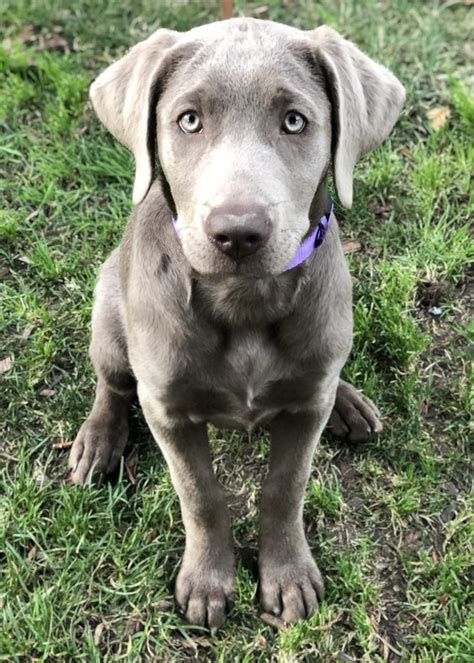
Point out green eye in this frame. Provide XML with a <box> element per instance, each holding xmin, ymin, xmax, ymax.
<box><xmin>282</xmin><ymin>111</ymin><xmax>306</xmax><ymax>134</ymax></box>
<box><xmin>178</xmin><ymin>111</ymin><xmax>203</xmax><ymax>133</ymax></box>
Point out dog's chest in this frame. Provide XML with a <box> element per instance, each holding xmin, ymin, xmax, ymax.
<box><xmin>222</xmin><ymin>328</ymin><xmax>283</xmax><ymax>410</ymax></box>
<box><xmin>164</xmin><ymin>326</ymin><xmax>313</xmax><ymax>430</ymax></box>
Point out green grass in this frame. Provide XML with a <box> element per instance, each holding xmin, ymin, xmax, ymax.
<box><xmin>1</xmin><ymin>0</ymin><xmax>473</xmax><ymax>660</ymax></box>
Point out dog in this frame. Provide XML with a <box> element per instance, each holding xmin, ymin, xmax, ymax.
<box><xmin>68</xmin><ymin>18</ymin><xmax>404</xmax><ymax>630</ymax></box>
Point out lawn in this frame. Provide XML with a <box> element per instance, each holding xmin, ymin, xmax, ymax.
<box><xmin>1</xmin><ymin>0</ymin><xmax>473</xmax><ymax>660</ymax></box>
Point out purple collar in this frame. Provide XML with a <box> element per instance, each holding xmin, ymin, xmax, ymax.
<box><xmin>171</xmin><ymin>198</ymin><xmax>333</xmax><ymax>271</ymax></box>
<box><xmin>285</xmin><ymin>199</ymin><xmax>333</xmax><ymax>270</ymax></box>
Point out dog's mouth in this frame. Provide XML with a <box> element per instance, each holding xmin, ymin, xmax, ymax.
<box><xmin>194</xmin><ymin>254</ymin><xmax>278</xmax><ymax>278</ymax></box>
<box><xmin>183</xmin><ymin>236</ymin><xmax>299</xmax><ymax>278</ymax></box>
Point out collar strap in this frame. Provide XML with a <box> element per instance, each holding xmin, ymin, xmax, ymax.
<box><xmin>285</xmin><ymin>197</ymin><xmax>333</xmax><ymax>270</ymax></box>
<box><xmin>171</xmin><ymin>196</ymin><xmax>333</xmax><ymax>271</ymax></box>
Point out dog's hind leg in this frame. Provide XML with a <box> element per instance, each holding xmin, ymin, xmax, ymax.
<box><xmin>328</xmin><ymin>379</ymin><xmax>383</xmax><ymax>441</ymax></box>
<box><xmin>69</xmin><ymin>251</ymin><xmax>135</xmax><ymax>483</ymax></box>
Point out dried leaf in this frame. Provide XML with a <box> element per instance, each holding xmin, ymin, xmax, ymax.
<box><xmin>370</xmin><ymin>613</ymin><xmax>380</xmax><ymax>633</ymax></box>
<box><xmin>254</xmin><ymin>633</ymin><xmax>267</xmax><ymax>647</ymax></box>
<box><xmin>346</xmin><ymin>496</ymin><xmax>364</xmax><ymax>510</ymax></box>
<box><xmin>463</xmin><ymin>43</ymin><xmax>474</xmax><ymax>59</ymax></box>
<box><xmin>181</xmin><ymin>635</ymin><xmax>211</xmax><ymax>652</ymax></box>
<box><xmin>0</xmin><ymin>357</ymin><xmax>13</xmax><ymax>374</ymax></box>
<box><xmin>17</xmin><ymin>25</ymin><xmax>35</xmax><ymax>44</ymax></box>
<box><xmin>25</xmin><ymin>209</ymin><xmax>39</xmax><ymax>222</ymax></box>
<box><xmin>372</xmin><ymin>202</ymin><xmax>393</xmax><ymax>217</ymax></box>
<box><xmin>38</xmin><ymin>34</ymin><xmax>70</xmax><ymax>52</ymax></box>
<box><xmin>35</xmin><ymin>471</ymin><xmax>47</xmax><ymax>488</ymax></box>
<box><xmin>39</xmin><ymin>388</ymin><xmax>55</xmax><ymax>397</ymax></box>
<box><xmin>444</xmin><ymin>481</ymin><xmax>459</xmax><ymax>496</ymax></box>
<box><xmin>441</xmin><ymin>504</ymin><xmax>457</xmax><ymax>522</ymax></box>
<box><xmin>52</xmin><ymin>440</ymin><xmax>73</xmax><ymax>450</ymax></box>
<box><xmin>21</xmin><ymin>324</ymin><xmax>35</xmax><ymax>339</ymax></box>
<box><xmin>427</xmin><ymin>106</ymin><xmax>450</xmax><ymax>131</ymax></box>
<box><xmin>314</xmin><ymin>612</ymin><xmax>344</xmax><ymax>631</ymax></box>
<box><xmin>27</xmin><ymin>546</ymin><xmax>37</xmax><ymax>562</ymax></box>
<box><xmin>260</xmin><ymin>612</ymin><xmax>286</xmax><ymax>629</ymax></box>
<box><xmin>253</xmin><ymin>5</ymin><xmax>270</xmax><ymax>17</ymax></box>
<box><xmin>152</xmin><ymin>599</ymin><xmax>174</xmax><ymax>611</ymax></box>
<box><xmin>342</xmin><ymin>239</ymin><xmax>361</xmax><ymax>255</ymax></box>
<box><xmin>94</xmin><ymin>623</ymin><xmax>105</xmax><ymax>646</ymax></box>
<box><xmin>403</xmin><ymin>528</ymin><xmax>421</xmax><ymax>546</ymax></box>
<box><xmin>125</xmin><ymin>449</ymin><xmax>139</xmax><ymax>485</ymax></box>
<box><xmin>48</xmin><ymin>35</ymin><xmax>69</xmax><ymax>51</ymax></box>
<box><xmin>124</xmin><ymin>617</ymin><xmax>143</xmax><ymax>636</ymax></box>
<box><xmin>180</xmin><ymin>638</ymin><xmax>203</xmax><ymax>651</ymax></box>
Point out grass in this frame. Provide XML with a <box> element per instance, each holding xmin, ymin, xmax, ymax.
<box><xmin>1</xmin><ymin>0</ymin><xmax>473</xmax><ymax>660</ymax></box>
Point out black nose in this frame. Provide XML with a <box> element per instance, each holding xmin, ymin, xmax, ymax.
<box><xmin>204</xmin><ymin>212</ymin><xmax>270</xmax><ymax>260</ymax></box>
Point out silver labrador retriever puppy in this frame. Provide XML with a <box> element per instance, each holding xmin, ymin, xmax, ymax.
<box><xmin>69</xmin><ymin>18</ymin><xmax>404</xmax><ymax>630</ymax></box>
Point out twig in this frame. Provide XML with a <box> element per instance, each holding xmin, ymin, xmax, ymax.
<box><xmin>373</xmin><ymin>632</ymin><xmax>403</xmax><ymax>658</ymax></box>
<box><xmin>221</xmin><ymin>0</ymin><xmax>233</xmax><ymax>19</ymax></box>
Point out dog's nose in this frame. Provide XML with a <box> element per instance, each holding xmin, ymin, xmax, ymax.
<box><xmin>204</xmin><ymin>212</ymin><xmax>270</xmax><ymax>260</ymax></box>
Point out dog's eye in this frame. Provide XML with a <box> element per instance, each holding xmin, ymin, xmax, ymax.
<box><xmin>282</xmin><ymin>111</ymin><xmax>306</xmax><ymax>135</ymax></box>
<box><xmin>178</xmin><ymin>111</ymin><xmax>203</xmax><ymax>134</ymax></box>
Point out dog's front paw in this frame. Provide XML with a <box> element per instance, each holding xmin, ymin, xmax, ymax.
<box><xmin>328</xmin><ymin>379</ymin><xmax>383</xmax><ymax>441</ymax></box>
<box><xmin>259</xmin><ymin>549</ymin><xmax>324</xmax><ymax>624</ymax></box>
<box><xmin>68</xmin><ymin>414</ymin><xmax>128</xmax><ymax>484</ymax></box>
<box><xmin>175</xmin><ymin>557</ymin><xmax>235</xmax><ymax>632</ymax></box>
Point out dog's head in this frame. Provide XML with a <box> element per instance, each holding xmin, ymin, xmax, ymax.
<box><xmin>90</xmin><ymin>19</ymin><xmax>404</xmax><ymax>275</ymax></box>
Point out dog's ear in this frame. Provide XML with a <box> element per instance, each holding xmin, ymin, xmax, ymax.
<box><xmin>90</xmin><ymin>29</ymin><xmax>179</xmax><ymax>204</ymax></box>
<box><xmin>309</xmin><ymin>26</ymin><xmax>405</xmax><ymax>208</ymax></box>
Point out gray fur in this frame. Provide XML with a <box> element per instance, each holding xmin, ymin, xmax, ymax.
<box><xmin>69</xmin><ymin>18</ymin><xmax>403</xmax><ymax>630</ymax></box>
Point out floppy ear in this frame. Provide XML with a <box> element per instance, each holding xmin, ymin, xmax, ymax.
<box><xmin>89</xmin><ymin>29</ymin><xmax>179</xmax><ymax>204</ymax></box>
<box><xmin>309</xmin><ymin>26</ymin><xmax>405</xmax><ymax>208</ymax></box>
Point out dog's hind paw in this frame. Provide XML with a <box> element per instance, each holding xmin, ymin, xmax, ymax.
<box><xmin>328</xmin><ymin>379</ymin><xmax>383</xmax><ymax>442</ymax></box>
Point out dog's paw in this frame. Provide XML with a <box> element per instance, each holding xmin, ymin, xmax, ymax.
<box><xmin>259</xmin><ymin>552</ymin><xmax>324</xmax><ymax>624</ymax></box>
<box><xmin>328</xmin><ymin>379</ymin><xmax>383</xmax><ymax>442</ymax></box>
<box><xmin>68</xmin><ymin>415</ymin><xmax>128</xmax><ymax>484</ymax></box>
<box><xmin>175</xmin><ymin>560</ymin><xmax>235</xmax><ymax>632</ymax></box>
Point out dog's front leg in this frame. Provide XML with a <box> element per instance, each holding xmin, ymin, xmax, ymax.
<box><xmin>259</xmin><ymin>382</ymin><xmax>337</xmax><ymax>623</ymax></box>
<box><xmin>140</xmin><ymin>397</ymin><xmax>234</xmax><ymax>631</ymax></box>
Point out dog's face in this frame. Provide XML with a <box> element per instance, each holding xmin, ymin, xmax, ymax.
<box><xmin>156</xmin><ymin>23</ymin><xmax>332</xmax><ymax>275</ymax></box>
<box><xmin>90</xmin><ymin>19</ymin><xmax>405</xmax><ymax>275</ymax></box>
